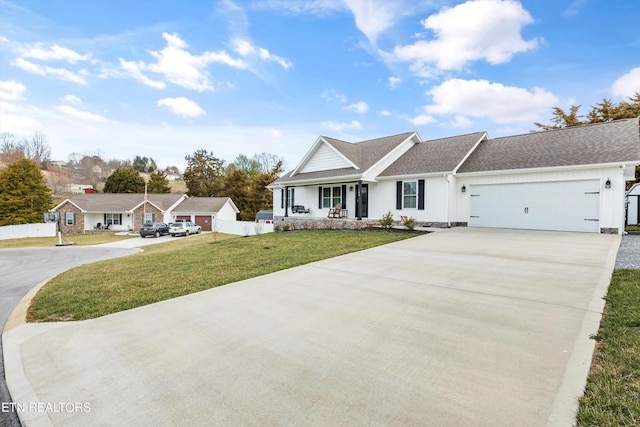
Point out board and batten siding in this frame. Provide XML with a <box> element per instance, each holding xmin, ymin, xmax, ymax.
<box><xmin>369</xmin><ymin>178</ymin><xmax>449</xmax><ymax>223</ymax></box>
<box><xmin>455</xmin><ymin>166</ymin><xmax>626</xmax><ymax>233</ymax></box>
<box><xmin>299</xmin><ymin>143</ymin><xmax>352</xmax><ymax>173</ymax></box>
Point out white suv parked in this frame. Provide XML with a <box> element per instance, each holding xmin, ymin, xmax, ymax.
<box><xmin>169</xmin><ymin>221</ymin><xmax>202</xmax><ymax>237</ymax></box>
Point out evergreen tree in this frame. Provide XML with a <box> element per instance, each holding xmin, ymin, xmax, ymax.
<box><xmin>534</xmin><ymin>92</ymin><xmax>640</xmax><ymax>130</ymax></box>
<box><xmin>223</xmin><ymin>169</ymin><xmax>250</xmax><ymax>219</ymax></box>
<box><xmin>183</xmin><ymin>149</ymin><xmax>225</xmax><ymax>197</ymax></box>
<box><xmin>0</xmin><ymin>159</ymin><xmax>53</xmax><ymax>225</ymax></box>
<box><xmin>534</xmin><ymin>92</ymin><xmax>640</xmax><ymax>187</ymax></box>
<box><xmin>104</xmin><ymin>167</ymin><xmax>146</xmax><ymax>193</ymax></box>
<box><xmin>147</xmin><ymin>170</ymin><xmax>171</xmax><ymax>193</ymax></box>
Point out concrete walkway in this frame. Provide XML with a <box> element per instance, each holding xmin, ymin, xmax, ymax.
<box><xmin>3</xmin><ymin>228</ymin><xmax>620</xmax><ymax>426</ymax></box>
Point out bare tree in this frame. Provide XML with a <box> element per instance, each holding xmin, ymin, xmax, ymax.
<box><xmin>23</xmin><ymin>132</ymin><xmax>52</xmax><ymax>168</ymax></box>
<box><xmin>0</xmin><ymin>133</ymin><xmax>25</xmax><ymax>165</ymax></box>
<box><xmin>253</xmin><ymin>152</ymin><xmax>287</xmax><ymax>173</ymax></box>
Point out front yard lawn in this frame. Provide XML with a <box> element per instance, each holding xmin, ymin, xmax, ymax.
<box><xmin>28</xmin><ymin>230</ymin><xmax>416</xmax><ymax>322</ymax></box>
<box><xmin>0</xmin><ymin>232</ymin><xmax>138</xmax><ymax>248</ymax></box>
<box><xmin>576</xmin><ymin>268</ymin><xmax>640</xmax><ymax>426</ymax></box>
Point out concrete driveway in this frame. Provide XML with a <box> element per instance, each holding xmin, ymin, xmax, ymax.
<box><xmin>3</xmin><ymin>228</ymin><xmax>620</xmax><ymax>426</ymax></box>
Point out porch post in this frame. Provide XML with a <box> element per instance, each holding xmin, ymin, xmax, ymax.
<box><xmin>284</xmin><ymin>186</ymin><xmax>289</xmax><ymax>217</ymax></box>
<box><xmin>357</xmin><ymin>180</ymin><xmax>362</xmax><ymax>220</ymax></box>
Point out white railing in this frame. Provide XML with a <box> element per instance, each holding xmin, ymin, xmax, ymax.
<box><xmin>213</xmin><ymin>220</ymin><xmax>273</xmax><ymax>236</ymax></box>
<box><xmin>0</xmin><ymin>223</ymin><xmax>57</xmax><ymax>240</ymax></box>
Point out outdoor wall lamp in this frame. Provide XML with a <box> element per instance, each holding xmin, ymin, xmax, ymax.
<box><xmin>461</xmin><ymin>185</ymin><xmax>466</xmax><ymax>193</ymax></box>
<box><xmin>605</xmin><ymin>178</ymin><xmax>611</xmax><ymax>189</ymax></box>
<box><xmin>349</xmin><ymin>186</ymin><xmax>354</xmax><ymax>191</ymax></box>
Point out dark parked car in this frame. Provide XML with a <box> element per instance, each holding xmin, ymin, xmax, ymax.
<box><xmin>139</xmin><ymin>222</ymin><xmax>170</xmax><ymax>238</ymax></box>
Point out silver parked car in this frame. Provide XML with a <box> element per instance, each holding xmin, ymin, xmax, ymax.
<box><xmin>169</xmin><ymin>221</ymin><xmax>201</xmax><ymax>237</ymax></box>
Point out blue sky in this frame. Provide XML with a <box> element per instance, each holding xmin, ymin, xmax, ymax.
<box><xmin>1</xmin><ymin>0</ymin><xmax>639</xmax><ymax>171</ymax></box>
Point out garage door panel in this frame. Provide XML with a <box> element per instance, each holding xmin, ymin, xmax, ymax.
<box><xmin>470</xmin><ymin>180</ymin><xmax>599</xmax><ymax>233</ymax></box>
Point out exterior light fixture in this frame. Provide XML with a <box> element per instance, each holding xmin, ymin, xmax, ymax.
<box><xmin>605</xmin><ymin>178</ymin><xmax>611</xmax><ymax>189</ymax></box>
<box><xmin>461</xmin><ymin>185</ymin><xmax>466</xmax><ymax>193</ymax></box>
<box><xmin>349</xmin><ymin>186</ymin><xmax>354</xmax><ymax>191</ymax></box>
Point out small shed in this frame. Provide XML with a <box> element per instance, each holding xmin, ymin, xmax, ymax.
<box><xmin>255</xmin><ymin>210</ymin><xmax>273</xmax><ymax>224</ymax></box>
<box><xmin>627</xmin><ymin>183</ymin><xmax>640</xmax><ymax>225</ymax></box>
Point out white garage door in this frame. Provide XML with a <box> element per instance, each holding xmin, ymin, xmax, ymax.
<box><xmin>469</xmin><ymin>180</ymin><xmax>600</xmax><ymax>232</ymax></box>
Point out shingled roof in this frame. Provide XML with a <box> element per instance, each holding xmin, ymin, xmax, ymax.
<box><xmin>173</xmin><ymin>197</ymin><xmax>237</xmax><ymax>213</ymax></box>
<box><xmin>457</xmin><ymin>118</ymin><xmax>640</xmax><ymax>173</ymax></box>
<box><xmin>64</xmin><ymin>193</ymin><xmax>184</xmax><ymax>212</ymax></box>
<box><xmin>379</xmin><ymin>132</ymin><xmax>486</xmax><ymax>176</ymax></box>
<box><xmin>276</xmin><ymin>132</ymin><xmax>416</xmax><ymax>184</ymax></box>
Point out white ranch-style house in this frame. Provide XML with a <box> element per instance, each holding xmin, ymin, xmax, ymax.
<box><xmin>268</xmin><ymin>118</ymin><xmax>640</xmax><ymax>235</ymax></box>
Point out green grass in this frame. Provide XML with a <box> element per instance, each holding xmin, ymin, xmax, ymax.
<box><xmin>28</xmin><ymin>230</ymin><xmax>416</xmax><ymax>322</ymax></box>
<box><xmin>626</xmin><ymin>225</ymin><xmax>640</xmax><ymax>233</ymax></box>
<box><xmin>576</xmin><ymin>269</ymin><xmax>640</xmax><ymax>426</ymax></box>
<box><xmin>0</xmin><ymin>232</ymin><xmax>138</xmax><ymax>248</ymax></box>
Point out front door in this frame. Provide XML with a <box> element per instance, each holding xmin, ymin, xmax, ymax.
<box><xmin>356</xmin><ymin>183</ymin><xmax>368</xmax><ymax>218</ymax></box>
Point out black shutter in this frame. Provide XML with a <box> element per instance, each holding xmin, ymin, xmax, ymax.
<box><xmin>341</xmin><ymin>185</ymin><xmax>347</xmax><ymax>208</ymax></box>
<box><xmin>318</xmin><ymin>187</ymin><xmax>322</xmax><ymax>209</ymax></box>
<box><xmin>119</xmin><ymin>214</ymin><xmax>123</xmax><ymax>224</ymax></box>
<box><xmin>103</xmin><ymin>213</ymin><xmax>107</xmax><ymax>225</ymax></box>
<box><xmin>281</xmin><ymin>189</ymin><xmax>284</xmax><ymax>209</ymax></box>
<box><xmin>396</xmin><ymin>181</ymin><xmax>402</xmax><ymax>210</ymax></box>
<box><xmin>291</xmin><ymin>188</ymin><xmax>295</xmax><ymax>207</ymax></box>
<box><xmin>418</xmin><ymin>179</ymin><xmax>425</xmax><ymax>210</ymax></box>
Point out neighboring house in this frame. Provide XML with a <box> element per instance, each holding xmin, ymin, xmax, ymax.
<box><xmin>52</xmin><ymin>194</ymin><xmax>239</xmax><ymax>234</ymax></box>
<box><xmin>268</xmin><ymin>118</ymin><xmax>640</xmax><ymax>235</ymax></box>
<box><xmin>65</xmin><ymin>184</ymin><xmax>95</xmax><ymax>194</ymax></box>
<box><xmin>627</xmin><ymin>182</ymin><xmax>640</xmax><ymax>226</ymax></box>
<box><xmin>170</xmin><ymin>197</ymin><xmax>239</xmax><ymax>231</ymax></box>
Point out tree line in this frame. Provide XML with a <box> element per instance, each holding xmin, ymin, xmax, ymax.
<box><xmin>534</xmin><ymin>92</ymin><xmax>640</xmax><ymax>187</ymax></box>
<box><xmin>103</xmin><ymin>150</ymin><xmax>284</xmax><ymax>221</ymax></box>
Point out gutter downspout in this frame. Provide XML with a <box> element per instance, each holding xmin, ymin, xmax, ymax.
<box><xmin>444</xmin><ymin>173</ymin><xmax>451</xmax><ymax>228</ymax></box>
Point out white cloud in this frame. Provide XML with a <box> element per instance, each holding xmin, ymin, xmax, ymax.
<box><xmin>343</xmin><ymin>0</ymin><xmax>407</xmax><ymax>44</ymax></box>
<box><xmin>321</xmin><ymin>89</ymin><xmax>347</xmax><ymax>103</ymax></box>
<box><xmin>157</xmin><ymin>97</ymin><xmax>205</xmax><ymax>118</ymax></box>
<box><xmin>344</xmin><ymin>101</ymin><xmax>368</xmax><ymax>113</ymax></box>
<box><xmin>425</xmin><ymin>79</ymin><xmax>558</xmax><ymax>124</ymax></box>
<box><xmin>321</xmin><ymin>120</ymin><xmax>361</xmax><ymax>131</ymax></box>
<box><xmin>0</xmin><ymin>80</ymin><xmax>26</xmax><ymax>101</ymax></box>
<box><xmin>378</xmin><ymin>109</ymin><xmax>391</xmax><ymax>116</ymax></box>
<box><xmin>386</xmin><ymin>0</ymin><xmax>539</xmax><ymax>73</ymax></box>
<box><xmin>230</xmin><ymin>38</ymin><xmax>292</xmax><ymax>69</ymax></box>
<box><xmin>119</xmin><ymin>58</ymin><xmax>166</xmax><ymax>89</ymax></box>
<box><xmin>409</xmin><ymin>113</ymin><xmax>435</xmax><ymax>126</ymax></box>
<box><xmin>612</xmin><ymin>67</ymin><xmax>640</xmax><ymax>99</ymax></box>
<box><xmin>20</xmin><ymin>43</ymin><xmax>91</xmax><ymax>63</ymax></box>
<box><xmin>12</xmin><ymin>57</ymin><xmax>87</xmax><ymax>84</ymax></box>
<box><xmin>120</xmin><ymin>32</ymin><xmax>249</xmax><ymax>92</ymax></box>
<box><xmin>388</xmin><ymin>76</ymin><xmax>402</xmax><ymax>88</ymax></box>
<box><xmin>60</xmin><ymin>95</ymin><xmax>82</xmax><ymax>104</ymax></box>
<box><xmin>55</xmin><ymin>105</ymin><xmax>108</xmax><ymax>122</ymax></box>
<box><xmin>0</xmin><ymin>80</ymin><xmax>41</xmax><ymax>135</ymax></box>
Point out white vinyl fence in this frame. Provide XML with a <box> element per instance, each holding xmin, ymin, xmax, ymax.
<box><xmin>0</xmin><ymin>222</ymin><xmax>57</xmax><ymax>240</ymax></box>
<box><xmin>214</xmin><ymin>220</ymin><xmax>273</xmax><ymax>236</ymax></box>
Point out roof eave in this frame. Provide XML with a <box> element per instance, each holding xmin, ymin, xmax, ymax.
<box><xmin>452</xmin><ymin>132</ymin><xmax>489</xmax><ymax>174</ymax></box>
<box><xmin>268</xmin><ymin>173</ymin><xmax>365</xmax><ymax>187</ymax></box>
<box><xmin>457</xmin><ymin>160</ymin><xmax>640</xmax><ymax>177</ymax></box>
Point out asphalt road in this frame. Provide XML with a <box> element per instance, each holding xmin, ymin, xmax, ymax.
<box><xmin>0</xmin><ymin>246</ymin><xmax>136</xmax><ymax>427</ymax></box>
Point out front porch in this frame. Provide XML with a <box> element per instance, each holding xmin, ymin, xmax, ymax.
<box><xmin>274</xmin><ymin>216</ymin><xmax>377</xmax><ymax>231</ymax></box>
